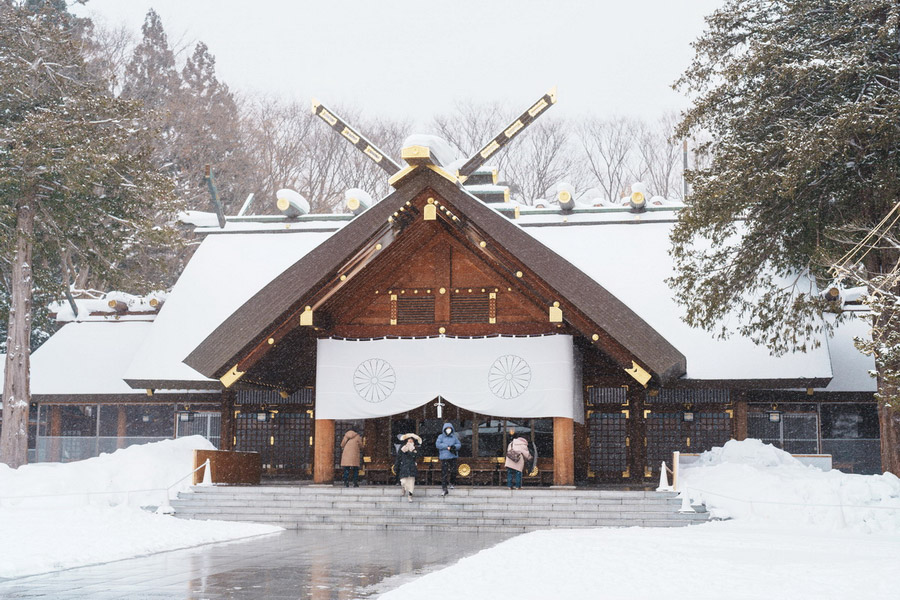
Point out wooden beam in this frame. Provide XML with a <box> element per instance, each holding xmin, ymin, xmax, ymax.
<box><xmin>313</xmin><ymin>419</ymin><xmax>335</xmax><ymax>483</ymax></box>
<box><xmin>221</xmin><ymin>389</ymin><xmax>235</xmax><ymax>451</ymax></box>
<box><xmin>734</xmin><ymin>394</ymin><xmax>748</xmax><ymax>441</ymax></box>
<box><xmin>49</xmin><ymin>406</ymin><xmax>62</xmax><ymax>462</ymax></box>
<box><xmin>553</xmin><ymin>417</ymin><xmax>574</xmax><ymax>486</ymax></box>
<box><xmin>117</xmin><ymin>405</ymin><xmax>127</xmax><ymax>449</ymax></box>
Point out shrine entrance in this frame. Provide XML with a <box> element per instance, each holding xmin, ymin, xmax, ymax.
<box><xmin>336</xmin><ymin>398</ymin><xmax>556</xmax><ymax>486</ymax></box>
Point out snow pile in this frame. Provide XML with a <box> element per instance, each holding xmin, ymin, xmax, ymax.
<box><xmin>379</xmin><ymin>524</ymin><xmax>900</xmax><ymax>600</ymax></box>
<box><xmin>680</xmin><ymin>439</ymin><xmax>900</xmax><ymax>532</ymax></box>
<box><xmin>0</xmin><ymin>437</ymin><xmax>281</xmax><ymax>578</ymax></box>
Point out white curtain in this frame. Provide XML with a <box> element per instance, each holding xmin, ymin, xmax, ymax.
<box><xmin>315</xmin><ymin>335</ymin><xmax>581</xmax><ymax>421</ymax></box>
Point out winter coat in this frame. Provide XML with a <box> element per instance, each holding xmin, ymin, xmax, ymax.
<box><xmin>504</xmin><ymin>436</ymin><xmax>532</xmax><ymax>472</ymax></box>
<box><xmin>340</xmin><ymin>430</ymin><xmax>363</xmax><ymax>467</ymax></box>
<box><xmin>435</xmin><ymin>422</ymin><xmax>462</xmax><ymax>460</ymax></box>
<box><xmin>395</xmin><ymin>441</ymin><xmax>419</xmax><ymax>479</ymax></box>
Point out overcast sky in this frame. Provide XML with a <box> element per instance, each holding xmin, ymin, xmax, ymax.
<box><xmin>75</xmin><ymin>0</ymin><xmax>724</xmax><ymax>128</ymax></box>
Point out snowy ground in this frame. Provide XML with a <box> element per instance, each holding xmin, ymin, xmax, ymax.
<box><xmin>380</xmin><ymin>440</ymin><xmax>900</xmax><ymax>600</ymax></box>
<box><xmin>0</xmin><ymin>436</ymin><xmax>281</xmax><ymax>579</ymax></box>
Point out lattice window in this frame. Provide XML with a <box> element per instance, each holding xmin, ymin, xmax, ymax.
<box><xmin>234</xmin><ymin>410</ymin><xmax>313</xmax><ymax>474</ymax></box>
<box><xmin>587</xmin><ymin>411</ymin><xmax>628</xmax><ymax>476</ymax></box>
<box><xmin>450</xmin><ymin>294</ymin><xmax>490</xmax><ymax>323</ymax></box>
<box><xmin>646</xmin><ymin>412</ymin><xmax>686</xmax><ymax>469</ymax></box>
<box><xmin>396</xmin><ymin>296</ymin><xmax>435</xmax><ymax>324</ymax></box>
<box><xmin>236</xmin><ymin>388</ymin><xmax>313</xmax><ymax>405</ymax></box>
<box><xmin>648</xmin><ymin>389</ymin><xmax>730</xmax><ymax>403</ymax></box>
<box><xmin>587</xmin><ymin>387</ymin><xmax>627</xmax><ymax>405</ymax></box>
<box><xmin>691</xmin><ymin>411</ymin><xmax>732</xmax><ymax>452</ymax></box>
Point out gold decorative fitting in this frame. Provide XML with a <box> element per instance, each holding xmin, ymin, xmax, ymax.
<box><xmin>267</xmin><ymin>337</ymin><xmax>275</xmax><ymax>345</ymax></box>
<box><xmin>424</xmin><ymin>203</ymin><xmax>437</xmax><ymax>220</ymax></box>
<box><xmin>621</xmin><ymin>409</ymin><xmax>630</xmax><ymax>418</ymax></box>
<box><xmin>300</xmin><ymin>306</ymin><xmax>314</xmax><ymax>327</ymax></box>
<box><xmin>439</xmin><ymin>327</ymin><xmax>446</xmax><ymax>334</ymax></box>
<box><xmin>149</xmin><ymin>298</ymin><xmax>159</xmax><ymax>307</ymax></box>
<box><xmin>375</xmin><ymin>243</ymin><xmax>382</xmax><ymax>250</ymax></box>
<box><xmin>592</xmin><ymin>334</ymin><xmax>599</xmax><ymax>341</ymax></box>
<box><xmin>505</xmin><ymin>120</ymin><xmax>524</xmax><ymax>138</ymax></box>
<box><xmin>439</xmin><ymin>287</ymin><xmax>446</xmax><ymax>294</ymax></box>
<box><xmin>549</xmin><ymin>305</ymin><xmax>563</xmax><ymax>323</ymax></box>
<box><xmin>279</xmin><ymin>391</ymin><xmax>289</xmax><ymax>399</ymax></box>
<box><xmin>622</xmin><ymin>468</ymin><xmax>630</xmax><ymax>479</ymax></box>
<box><xmin>504</xmin><ymin>188</ymin><xmax>510</xmax><ymax>203</ymax></box>
<box><xmin>220</xmin><ymin>364</ymin><xmax>245</xmax><ymax>388</ymax></box>
<box><xmin>528</xmin><ymin>98</ymin><xmax>549</xmax><ymax>117</ymax></box>
<box><xmin>318</xmin><ymin>109</ymin><xmax>338</xmax><ymax>126</ymax></box>
<box><xmin>480</xmin><ymin>140</ymin><xmax>500</xmax><ymax>159</ymax></box>
<box><xmin>625</xmin><ymin>361</ymin><xmax>652</xmax><ymax>387</ymax></box>
<box><xmin>558</xmin><ymin>190</ymin><xmax>572</xmax><ymax>203</ymax></box>
<box><xmin>146</xmin><ymin>389</ymin><xmax>154</xmax><ymax>397</ymax></box>
<box><xmin>806</xmin><ymin>387</ymin><xmax>814</xmax><ymax>396</ymax></box>
<box><xmin>468</xmin><ymin>288</ymin><xmax>472</xmax><ymax>293</ymax></box>
<box><xmin>516</xmin><ymin>271</ymin><xmax>523</xmax><ymax>278</ymax></box>
<box><xmin>388</xmin><ymin>164</ymin><xmax>418</xmax><ymax>187</ymax></box>
<box><xmin>631</xmin><ymin>191</ymin><xmax>645</xmax><ymax>206</ymax></box>
<box><xmin>528</xmin><ymin>466</ymin><xmax>538</xmax><ymax>477</ymax></box>
<box><xmin>339</xmin><ymin>274</ymin><xmax>347</xmax><ymax>281</ymax></box>
<box><xmin>489</xmin><ymin>317</ymin><xmax>496</xmax><ymax>324</ymax></box>
<box><xmin>341</xmin><ymin>127</ymin><xmax>360</xmax><ymax>144</ymax></box>
<box><xmin>401</xmin><ymin>144</ymin><xmax>430</xmax><ymax>160</ymax></box>
<box><xmin>427</xmin><ymin>197</ymin><xmax>435</xmax><ymax>204</ymax></box>
<box><xmin>479</xmin><ymin>241</ymin><xmax>486</xmax><ymax>248</ymax></box>
<box><xmin>458</xmin><ymin>463</ymin><xmax>472</xmax><ymax>477</ymax></box>
<box><xmin>427</xmin><ymin>289</ymin><xmax>431</xmax><ymax>293</ymax></box>
<box><xmin>489</xmin><ymin>292</ymin><xmax>496</xmax><ymax>299</ymax></box>
<box><xmin>363</xmin><ymin>146</ymin><xmax>383</xmax><ymax>162</ymax></box>
<box><xmin>644</xmin><ymin>466</ymin><xmax>653</xmax><ymax>478</ymax></box>
<box><xmin>553</xmin><ymin>301</ymin><xmax>560</xmax><ymax>307</ymax></box>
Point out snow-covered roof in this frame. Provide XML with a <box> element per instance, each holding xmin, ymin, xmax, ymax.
<box><xmin>25</xmin><ymin>322</ymin><xmax>206</xmax><ymax>399</ymax></box>
<box><xmin>123</xmin><ymin>229</ymin><xmax>335</xmax><ymax>388</ymax></box>
<box><xmin>819</xmin><ymin>312</ymin><xmax>876</xmax><ymax>392</ymax></box>
<box><xmin>524</xmin><ymin>219</ymin><xmax>834</xmax><ymax>382</ymax></box>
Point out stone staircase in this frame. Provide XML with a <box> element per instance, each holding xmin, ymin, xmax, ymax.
<box><xmin>171</xmin><ymin>485</ymin><xmax>708</xmax><ymax>532</ymax></box>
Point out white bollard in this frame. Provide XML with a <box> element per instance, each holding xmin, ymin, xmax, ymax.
<box><xmin>156</xmin><ymin>490</ymin><xmax>175</xmax><ymax>515</ymax></box>
<box><xmin>656</xmin><ymin>461</ymin><xmax>673</xmax><ymax>492</ymax></box>
<box><xmin>200</xmin><ymin>458</ymin><xmax>213</xmax><ymax>486</ymax></box>
<box><xmin>678</xmin><ymin>488</ymin><xmax>696</xmax><ymax>513</ymax></box>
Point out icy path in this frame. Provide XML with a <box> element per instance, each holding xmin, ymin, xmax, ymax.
<box><xmin>379</xmin><ymin>522</ymin><xmax>900</xmax><ymax>600</ymax></box>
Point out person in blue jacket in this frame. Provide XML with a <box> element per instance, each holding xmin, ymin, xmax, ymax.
<box><xmin>435</xmin><ymin>422</ymin><xmax>461</xmax><ymax>496</ymax></box>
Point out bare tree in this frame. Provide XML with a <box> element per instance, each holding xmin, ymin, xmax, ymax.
<box><xmin>578</xmin><ymin>117</ymin><xmax>639</xmax><ymax>203</ymax></box>
<box><xmin>505</xmin><ymin>118</ymin><xmax>584</xmax><ymax>203</ymax></box>
<box><xmin>634</xmin><ymin>112</ymin><xmax>682</xmax><ymax>199</ymax></box>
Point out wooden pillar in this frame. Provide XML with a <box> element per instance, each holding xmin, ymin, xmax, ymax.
<box><xmin>313</xmin><ymin>419</ymin><xmax>335</xmax><ymax>483</ymax></box>
<box><xmin>553</xmin><ymin>416</ymin><xmax>574</xmax><ymax>486</ymax></box>
<box><xmin>49</xmin><ymin>405</ymin><xmax>62</xmax><ymax>462</ymax></box>
<box><xmin>734</xmin><ymin>396</ymin><xmax>748</xmax><ymax>441</ymax></box>
<box><xmin>220</xmin><ymin>389</ymin><xmax>235</xmax><ymax>451</ymax></box>
<box><xmin>116</xmin><ymin>405</ymin><xmax>127</xmax><ymax>449</ymax></box>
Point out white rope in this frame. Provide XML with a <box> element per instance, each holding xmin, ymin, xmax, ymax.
<box><xmin>0</xmin><ymin>461</ymin><xmax>210</xmax><ymax>503</ymax></box>
<box><xmin>688</xmin><ymin>486</ymin><xmax>900</xmax><ymax>512</ymax></box>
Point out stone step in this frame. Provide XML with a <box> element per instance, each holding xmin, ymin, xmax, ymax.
<box><xmin>172</xmin><ymin>485</ymin><xmax>706</xmax><ymax>531</ymax></box>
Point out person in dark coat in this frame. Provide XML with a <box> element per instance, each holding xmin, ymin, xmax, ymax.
<box><xmin>395</xmin><ymin>433</ymin><xmax>422</xmax><ymax>502</ymax></box>
<box><xmin>435</xmin><ymin>422</ymin><xmax>461</xmax><ymax>496</ymax></box>
<box><xmin>340</xmin><ymin>429</ymin><xmax>364</xmax><ymax>487</ymax></box>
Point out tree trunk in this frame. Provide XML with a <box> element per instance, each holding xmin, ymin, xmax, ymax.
<box><xmin>1</xmin><ymin>199</ymin><xmax>35</xmax><ymax>468</ymax></box>
<box><xmin>878</xmin><ymin>395</ymin><xmax>900</xmax><ymax>476</ymax></box>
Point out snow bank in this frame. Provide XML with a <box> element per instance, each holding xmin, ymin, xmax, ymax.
<box><xmin>378</xmin><ymin>524</ymin><xmax>900</xmax><ymax>600</ymax></box>
<box><xmin>680</xmin><ymin>439</ymin><xmax>900</xmax><ymax>532</ymax></box>
<box><xmin>0</xmin><ymin>435</ymin><xmax>214</xmax><ymax>508</ymax></box>
<box><xmin>0</xmin><ymin>437</ymin><xmax>282</xmax><ymax>578</ymax></box>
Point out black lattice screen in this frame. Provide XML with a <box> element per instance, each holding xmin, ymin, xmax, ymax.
<box><xmin>234</xmin><ymin>410</ymin><xmax>313</xmax><ymax>474</ymax></box>
<box><xmin>587</xmin><ymin>411</ymin><xmax>628</xmax><ymax>477</ymax></box>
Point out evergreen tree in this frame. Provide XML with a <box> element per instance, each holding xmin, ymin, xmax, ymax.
<box><xmin>121</xmin><ymin>9</ymin><xmax>180</xmax><ymax>112</ymax></box>
<box><xmin>176</xmin><ymin>42</ymin><xmax>248</xmax><ymax>214</ymax></box>
<box><xmin>0</xmin><ymin>1</ymin><xmax>176</xmax><ymax>467</ymax></box>
<box><xmin>673</xmin><ymin>0</ymin><xmax>900</xmax><ymax>473</ymax></box>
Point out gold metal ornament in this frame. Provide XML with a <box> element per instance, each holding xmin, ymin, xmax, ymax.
<box><xmin>458</xmin><ymin>463</ymin><xmax>471</xmax><ymax>477</ymax></box>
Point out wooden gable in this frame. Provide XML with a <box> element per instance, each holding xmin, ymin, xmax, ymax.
<box><xmin>185</xmin><ymin>168</ymin><xmax>687</xmax><ymax>389</ymax></box>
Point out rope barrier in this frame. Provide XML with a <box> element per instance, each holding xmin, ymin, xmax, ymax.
<box><xmin>687</xmin><ymin>486</ymin><xmax>900</xmax><ymax>512</ymax></box>
<box><xmin>0</xmin><ymin>460</ymin><xmax>210</xmax><ymax>504</ymax></box>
